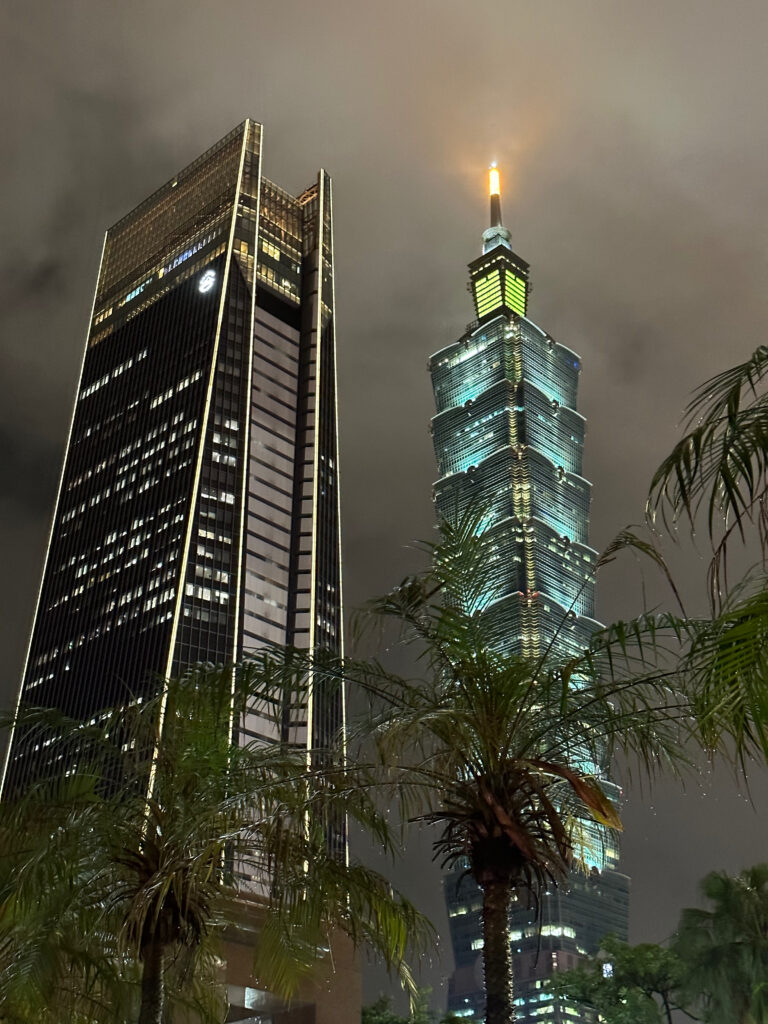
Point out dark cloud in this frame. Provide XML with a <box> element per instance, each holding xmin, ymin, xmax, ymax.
<box><xmin>0</xmin><ymin>256</ymin><xmax>68</xmax><ymax>310</ymax></box>
<box><xmin>2</xmin><ymin>0</ymin><xmax>768</xmax><ymax>1006</ymax></box>
<box><xmin>0</xmin><ymin>426</ymin><xmax>61</xmax><ymax>516</ymax></box>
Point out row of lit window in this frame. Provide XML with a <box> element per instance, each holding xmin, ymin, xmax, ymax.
<box><xmin>149</xmin><ymin>368</ymin><xmax>203</xmax><ymax>409</ymax></box>
<box><xmin>256</xmin><ymin>261</ymin><xmax>300</xmax><ymax>301</ymax></box>
<box><xmin>118</xmin><ymin>276</ymin><xmax>153</xmax><ymax>308</ymax></box>
<box><xmin>448</xmin><ymin>900</ymin><xmax>482</xmax><ymax>918</ymax></box>
<box><xmin>194</xmin><ymin>564</ymin><xmax>229</xmax><ymax>584</ymax></box>
<box><xmin>182</xmin><ymin>604</ymin><xmax>228</xmax><ymax>625</ymax></box>
<box><xmin>143</xmin><ymin>587</ymin><xmax>175</xmax><ymax>612</ymax></box>
<box><xmin>200</xmin><ymin>488</ymin><xmax>235</xmax><ymax>505</ymax></box>
<box><xmin>211</xmin><ymin>449</ymin><xmax>237</xmax><ymax>467</ymax></box>
<box><xmin>185</xmin><ymin>583</ymin><xmax>229</xmax><ymax>605</ymax></box>
<box><xmin>159</xmin><ymin>232</ymin><xmax>215</xmax><ymax>279</ymax></box>
<box><xmin>212</xmin><ymin>430</ymin><xmax>238</xmax><ymax>449</ymax></box>
<box><xmin>118</xmin><ymin>417</ymin><xmax>195</xmax><ymax>468</ymax></box>
<box><xmin>61</xmin><ymin>441</ymin><xmax>194</xmax><ymax>526</ymax></box>
<box><xmin>67</xmin><ymin>453</ymin><xmax>117</xmax><ymax>492</ymax></box>
<box><xmin>62</xmin><ymin>418</ymin><xmax>195</xmax><ymax>523</ymax></box>
<box><xmin>118</xmin><ymin>416</ymin><xmax>175</xmax><ymax>459</ymax></box>
<box><xmin>80</xmin><ymin>349</ymin><xmax>148</xmax><ymax>401</ymax></box>
<box><xmin>199</xmin><ymin>526</ymin><xmax>232</xmax><ymax>544</ymax></box>
<box><xmin>57</xmin><ymin>529</ymin><xmax>181</xmax><ymax>604</ymax></box>
<box><xmin>27</xmin><ymin>671</ymin><xmax>54</xmax><ymax>690</ymax></box>
<box><xmin>260</xmin><ymin>238</ymin><xmax>282</xmax><ymax>262</ymax></box>
<box><xmin>259</xmin><ymin>219</ymin><xmax>302</xmax><ymax>263</ymax></box>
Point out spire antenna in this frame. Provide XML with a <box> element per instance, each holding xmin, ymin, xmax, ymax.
<box><xmin>489</xmin><ymin>164</ymin><xmax>502</xmax><ymax>227</ymax></box>
<box><xmin>482</xmin><ymin>163</ymin><xmax>512</xmax><ymax>254</ymax></box>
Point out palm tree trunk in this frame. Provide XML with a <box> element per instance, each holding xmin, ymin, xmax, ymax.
<box><xmin>138</xmin><ymin>937</ymin><xmax>165</xmax><ymax>1024</ymax></box>
<box><xmin>481</xmin><ymin>879</ymin><xmax>514</xmax><ymax>1024</ymax></box>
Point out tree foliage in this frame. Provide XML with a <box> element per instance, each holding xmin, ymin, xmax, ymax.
<box><xmin>344</xmin><ymin>509</ymin><xmax>691</xmax><ymax>1024</ymax></box>
<box><xmin>557</xmin><ymin>864</ymin><xmax>768</xmax><ymax>1024</ymax></box>
<box><xmin>630</xmin><ymin>345</ymin><xmax>768</xmax><ymax>763</ymax></box>
<box><xmin>361</xmin><ymin>988</ymin><xmax>464</xmax><ymax>1024</ymax></box>
<box><xmin>647</xmin><ymin>345</ymin><xmax>768</xmax><ymax>599</ymax></box>
<box><xmin>676</xmin><ymin>865</ymin><xmax>768</xmax><ymax>1024</ymax></box>
<box><xmin>0</xmin><ymin>653</ymin><xmax>431</xmax><ymax>1023</ymax></box>
<box><xmin>553</xmin><ymin>935</ymin><xmax>686</xmax><ymax>1024</ymax></box>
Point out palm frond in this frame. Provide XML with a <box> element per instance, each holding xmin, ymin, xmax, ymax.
<box><xmin>646</xmin><ymin>346</ymin><xmax>768</xmax><ymax>591</ymax></box>
<box><xmin>598</xmin><ymin>527</ymin><xmax>686</xmax><ymax>615</ymax></box>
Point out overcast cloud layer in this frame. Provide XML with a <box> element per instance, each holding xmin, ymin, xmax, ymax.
<box><xmin>2</xmin><ymin>0</ymin><xmax>768</xmax><ymax>1004</ymax></box>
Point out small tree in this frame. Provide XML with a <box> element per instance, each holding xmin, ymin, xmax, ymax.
<box><xmin>362</xmin><ymin>987</ymin><xmax>434</xmax><ymax>1024</ymax></box>
<box><xmin>362</xmin><ymin>988</ymin><xmax>461</xmax><ymax>1024</ymax></box>
<box><xmin>553</xmin><ymin>935</ymin><xmax>688</xmax><ymax>1024</ymax></box>
<box><xmin>557</xmin><ymin>864</ymin><xmax>768</xmax><ymax>1024</ymax></box>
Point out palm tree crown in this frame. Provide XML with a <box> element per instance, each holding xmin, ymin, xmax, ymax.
<box><xmin>347</xmin><ymin>510</ymin><xmax>688</xmax><ymax>1024</ymax></box>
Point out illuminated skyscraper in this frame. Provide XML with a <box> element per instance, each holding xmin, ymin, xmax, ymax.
<box><xmin>430</xmin><ymin>169</ymin><xmax>629</xmax><ymax>1023</ymax></box>
<box><xmin>3</xmin><ymin>120</ymin><xmax>343</xmax><ymax>800</ymax></box>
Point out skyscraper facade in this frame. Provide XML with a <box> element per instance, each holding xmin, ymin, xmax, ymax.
<box><xmin>429</xmin><ymin>171</ymin><xmax>629</xmax><ymax>1023</ymax></box>
<box><xmin>3</xmin><ymin>119</ymin><xmax>343</xmax><ymax>797</ymax></box>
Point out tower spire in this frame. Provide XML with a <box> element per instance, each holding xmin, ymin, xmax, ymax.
<box><xmin>489</xmin><ymin>164</ymin><xmax>502</xmax><ymax>227</ymax></box>
<box><xmin>482</xmin><ymin>163</ymin><xmax>512</xmax><ymax>253</ymax></box>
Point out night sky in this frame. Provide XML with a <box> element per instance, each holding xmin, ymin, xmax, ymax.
<box><xmin>2</xmin><ymin>0</ymin><xmax>768</xmax><ymax>1006</ymax></box>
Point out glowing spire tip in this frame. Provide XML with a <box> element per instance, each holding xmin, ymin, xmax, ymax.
<box><xmin>489</xmin><ymin>165</ymin><xmax>501</xmax><ymax>197</ymax></box>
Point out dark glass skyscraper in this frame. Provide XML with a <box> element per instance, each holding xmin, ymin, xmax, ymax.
<box><xmin>430</xmin><ymin>170</ymin><xmax>629</xmax><ymax>1023</ymax></box>
<box><xmin>3</xmin><ymin>119</ymin><xmax>343</xmax><ymax>794</ymax></box>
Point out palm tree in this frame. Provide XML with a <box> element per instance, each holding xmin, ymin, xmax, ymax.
<box><xmin>548</xmin><ymin>346</ymin><xmax>768</xmax><ymax>773</ymax></box>
<box><xmin>645</xmin><ymin>345</ymin><xmax>768</xmax><ymax>761</ymax></box>
<box><xmin>345</xmin><ymin>510</ymin><xmax>689</xmax><ymax>1024</ymax></box>
<box><xmin>674</xmin><ymin>865</ymin><xmax>768</xmax><ymax>1024</ymax></box>
<box><xmin>0</xmin><ymin>653</ymin><xmax>431</xmax><ymax>1024</ymax></box>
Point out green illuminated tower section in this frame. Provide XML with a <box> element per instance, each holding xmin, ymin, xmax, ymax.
<box><xmin>431</xmin><ymin>169</ymin><xmax>629</xmax><ymax>1024</ymax></box>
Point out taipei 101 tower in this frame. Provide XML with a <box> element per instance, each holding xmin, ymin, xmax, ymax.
<box><xmin>429</xmin><ymin>169</ymin><xmax>630</xmax><ymax>1023</ymax></box>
